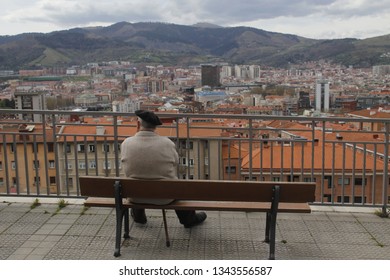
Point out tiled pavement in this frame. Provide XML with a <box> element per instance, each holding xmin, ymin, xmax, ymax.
<box><xmin>1</xmin><ymin>197</ymin><xmax>390</xmax><ymax>260</ymax></box>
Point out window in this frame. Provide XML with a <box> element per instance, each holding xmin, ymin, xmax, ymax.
<box><xmin>10</xmin><ymin>144</ymin><xmax>15</xmax><ymax>153</ymax></box>
<box><xmin>88</xmin><ymin>144</ymin><xmax>95</xmax><ymax>153</ymax></box>
<box><xmin>89</xmin><ymin>160</ymin><xmax>96</xmax><ymax>169</ymax></box>
<box><xmin>102</xmin><ymin>144</ymin><xmax>110</xmax><ymax>153</ymax></box>
<box><xmin>182</xmin><ymin>158</ymin><xmax>194</xmax><ymax>166</ymax></box>
<box><xmin>272</xmin><ymin>177</ymin><xmax>281</xmax><ymax>182</ymax></box>
<box><xmin>0</xmin><ymin>178</ymin><xmax>3</xmax><ymax>186</ymax></box>
<box><xmin>33</xmin><ymin>160</ymin><xmax>40</xmax><ymax>169</ymax></box>
<box><xmin>67</xmin><ymin>163</ymin><xmax>73</xmax><ymax>169</ymax></box>
<box><xmin>65</xmin><ymin>144</ymin><xmax>72</xmax><ymax>153</ymax></box>
<box><xmin>354</xmin><ymin>196</ymin><xmax>366</xmax><ymax>203</ymax></box>
<box><xmin>103</xmin><ymin>160</ymin><xmax>111</xmax><ymax>170</ymax></box>
<box><xmin>78</xmin><ymin>161</ymin><xmax>86</xmax><ymax>169</ymax></box>
<box><xmin>33</xmin><ymin>176</ymin><xmax>41</xmax><ymax>186</ymax></box>
<box><xmin>323</xmin><ymin>194</ymin><xmax>332</xmax><ymax>202</ymax></box>
<box><xmin>179</xmin><ymin>140</ymin><xmax>193</xmax><ymax>149</ymax></box>
<box><xmin>338</xmin><ymin>178</ymin><xmax>350</xmax><ymax>185</ymax></box>
<box><xmin>324</xmin><ymin>175</ymin><xmax>332</xmax><ymax>188</ymax></box>
<box><xmin>11</xmin><ymin>161</ymin><xmax>16</xmax><ymax>169</ymax></box>
<box><xmin>0</xmin><ymin>161</ymin><xmax>2</xmax><ymax>170</ymax></box>
<box><xmin>225</xmin><ymin>166</ymin><xmax>236</xmax><ymax>174</ymax></box>
<box><xmin>47</xmin><ymin>143</ymin><xmax>54</xmax><ymax>153</ymax></box>
<box><xmin>49</xmin><ymin>160</ymin><xmax>55</xmax><ymax>169</ymax></box>
<box><xmin>337</xmin><ymin>196</ymin><xmax>350</xmax><ymax>203</ymax></box>
<box><xmin>180</xmin><ymin>141</ymin><xmax>194</xmax><ymax>150</ymax></box>
<box><xmin>77</xmin><ymin>144</ymin><xmax>85</xmax><ymax>153</ymax></box>
<box><xmin>50</xmin><ymin>177</ymin><xmax>56</xmax><ymax>185</ymax></box>
<box><xmin>354</xmin><ymin>178</ymin><xmax>367</xmax><ymax>185</ymax></box>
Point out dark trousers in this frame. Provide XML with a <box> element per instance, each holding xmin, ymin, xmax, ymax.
<box><xmin>132</xmin><ymin>208</ymin><xmax>196</xmax><ymax>225</ymax></box>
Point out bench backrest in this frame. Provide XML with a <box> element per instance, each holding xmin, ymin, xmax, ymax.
<box><xmin>79</xmin><ymin>176</ymin><xmax>316</xmax><ymax>203</ymax></box>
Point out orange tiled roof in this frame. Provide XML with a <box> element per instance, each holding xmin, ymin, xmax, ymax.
<box><xmin>241</xmin><ymin>142</ymin><xmax>387</xmax><ymax>171</ymax></box>
<box><xmin>348</xmin><ymin>108</ymin><xmax>390</xmax><ymax>118</ymax></box>
<box><xmin>57</xmin><ymin>120</ymin><xmax>224</xmax><ymax>142</ymax></box>
<box><xmin>0</xmin><ymin>125</ymin><xmax>57</xmax><ymax>144</ymax></box>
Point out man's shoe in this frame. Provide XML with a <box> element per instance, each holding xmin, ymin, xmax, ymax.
<box><xmin>184</xmin><ymin>212</ymin><xmax>207</xmax><ymax>228</ymax></box>
<box><xmin>131</xmin><ymin>209</ymin><xmax>147</xmax><ymax>224</ymax></box>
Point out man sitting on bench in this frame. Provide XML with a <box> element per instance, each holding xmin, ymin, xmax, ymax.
<box><xmin>120</xmin><ymin>109</ymin><xmax>207</xmax><ymax>228</ymax></box>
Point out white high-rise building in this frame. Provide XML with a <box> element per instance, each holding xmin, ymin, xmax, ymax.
<box><xmin>14</xmin><ymin>86</ymin><xmax>48</xmax><ymax>122</ymax></box>
<box><xmin>234</xmin><ymin>65</ymin><xmax>260</xmax><ymax>80</ymax></box>
<box><xmin>315</xmin><ymin>80</ymin><xmax>330</xmax><ymax>112</ymax></box>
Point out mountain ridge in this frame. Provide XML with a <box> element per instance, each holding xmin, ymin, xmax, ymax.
<box><xmin>0</xmin><ymin>21</ymin><xmax>389</xmax><ymax>70</ymax></box>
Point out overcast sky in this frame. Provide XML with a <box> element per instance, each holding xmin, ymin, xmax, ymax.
<box><xmin>1</xmin><ymin>0</ymin><xmax>389</xmax><ymax>39</ymax></box>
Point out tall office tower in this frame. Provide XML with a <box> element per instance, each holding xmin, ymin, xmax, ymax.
<box><xmin>14</xmin><ymin>86</ymin><xmax>47</xmax><ymax>122</ymax></box>
<box><xmin>201</xmin><ymin>64</ymin><xmax>221</xmax><ymax>88</ymax></box>
<box><xmin>315</xmin><ymin>80</ymin><xmax>330</xmax><ymax>112</ymax></box>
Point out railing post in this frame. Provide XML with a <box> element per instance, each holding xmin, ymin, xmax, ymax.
<box><xmin>382</xmin><ymin>122</ymin><xmax>389</xmax><ymax>216</ymax></box>
<box><xmin>248</xmin><ymin>118</ymin><xmax>253</xmax><ymax>180</ymax></box>
<box><xmin>113</xmin><ymin>115</ymin><xmax>120</xmax><ymax>177</ymax></box>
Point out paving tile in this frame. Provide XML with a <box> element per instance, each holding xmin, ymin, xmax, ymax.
<box><xmin>0</xmin><ymin>201</ymin><xmax>389</xmax><ymax>260</ymax></box>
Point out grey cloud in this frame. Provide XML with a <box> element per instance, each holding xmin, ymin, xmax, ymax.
<box><xmin>20</xmin><ymin>0</ymin><xmax>342</xmax><ymax>27</ymax></box>
<box><xmin>6</xmin><ymin>0</ymin><xmax>390</xmax><ymax>38</ymax></box>
<box><xmin>193</xmin><ymin>0</ymin><xmax>337</xmax><ymax>23</ymax></box>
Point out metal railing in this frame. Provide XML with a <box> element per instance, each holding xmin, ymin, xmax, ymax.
<box><xmin>0</xmin><ymin>109</ymin><xmax>389</xmax><ymax>215</ymax></box>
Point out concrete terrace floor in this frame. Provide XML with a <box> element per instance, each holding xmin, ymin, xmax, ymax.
<box><xmin>1</xmin><ymin>197</ymin><xmax>390</xmax><ymax>260</ymax></box>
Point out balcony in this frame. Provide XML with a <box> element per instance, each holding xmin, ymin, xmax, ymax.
<box><xmin>0</xmin><ymin>109</ymin><xmax>389</xmax><ymax>263</ymax></box>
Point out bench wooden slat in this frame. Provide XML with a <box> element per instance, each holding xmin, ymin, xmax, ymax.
<box><xmin>79</xmin><ymin>176</ymin><xmax>316</xmax><ymax>203</ymax></box>
<box><xmin>84</xmin><ymin>197</ymin><xmax>312</xmax><ymax>213</ymax></box>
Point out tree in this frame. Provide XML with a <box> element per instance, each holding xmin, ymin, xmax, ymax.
<box><xmin>0</xmin><ymin>98</ymin><xmax>15</xmax><ymax>109</ymax></box>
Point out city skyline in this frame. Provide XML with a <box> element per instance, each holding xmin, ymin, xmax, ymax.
<box><xmin>1</xmin><ymin>0</ymin><xmax>390</xmax><ymax>39</ymax></box>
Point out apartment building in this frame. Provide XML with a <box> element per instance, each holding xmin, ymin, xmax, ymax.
<box><xmin>0</xmin><ymin>123</ymin><xmax>57</xmax><ymax>194</ymax></box>
<box><xmin>14</xmin><ymin>86</ymin><xmax>48</xmax><ymax>122</ymax></box>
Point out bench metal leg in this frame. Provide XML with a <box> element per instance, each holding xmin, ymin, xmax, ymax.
<box><xmin>264</xmin><ymin>212</ymin><xmax>270</xmax><ymax>243</ymax></box>
<box><xmin>162</xmin><ymin>210</ymin><xmax>170</xmax><ymax>247</ymax></box>
<box><xmin>114</xmin><ymin>209</ymin><xmax>124</xmax><ymax>257</ymax></box>
<box><xmin>123</xmin><ymin>209</ymin><xmax>130</xmax><ymax>239</ymax></box>
<box><xmin>268</xmin><ymin>211</ymin><xmax>277</xmax><ymax>260</ymax></box>
<box><xmin>114</xmin><ymin>180</ymin><xmax>124</xmax><ymax>257</ymax></box>
<box><xmin>264</xmin><ymin>211</ymin><xmax>276</xmax><ymax>259</ymax></box>
<box><xmin>267</xmin><ymin>185</ymin><xmax>280</xmax><ymax>260</ymax></box>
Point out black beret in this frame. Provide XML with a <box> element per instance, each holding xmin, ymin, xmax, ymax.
<box><xmin>135</xmin><ymin>110</ymin><xmax>162</xmax><ymax>126</ymax></box>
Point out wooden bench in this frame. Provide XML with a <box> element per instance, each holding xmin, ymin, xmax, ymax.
<box><xmin>79</xmin><ymin>176</ymin><xmax>316</xmax><ymax>260</ymax></box>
